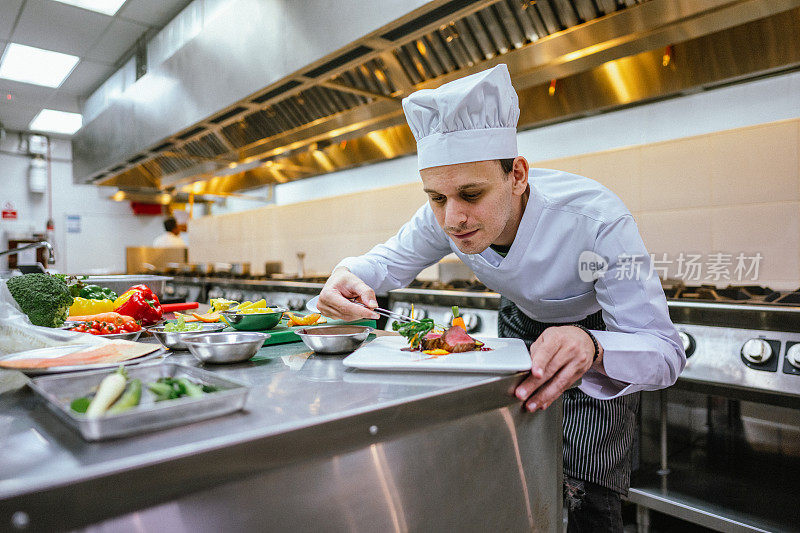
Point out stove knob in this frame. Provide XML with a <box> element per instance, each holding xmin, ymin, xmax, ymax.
<box><xmin>411</xmin><ymin>308</ymin><xmax>427</xmax><ymax>320</ymax></box>
<box><xmin>678</xmin><ymin>331</ymin><xmax>696</xmax><ymax>357</ymax></box>
<box><xmin>393</xmin><ymin>305</ymin><xmax>411</xmax><ymax>318</ymax></box>
<box><xmin>787</xmin><ymin>344</ymin><xmax>800</xmax><ymax>369</ymax></box>
<box><xmin>741</xmin><ymin>339</ymin><xmax>772</xmax><ymax>364</ymax></box>
<box><xmin>461</xmin><ymin>312</ymin><xmax>481</xmax><ymax>334</ymax></box>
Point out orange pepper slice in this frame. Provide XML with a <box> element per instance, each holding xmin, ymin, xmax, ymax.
<box><xmin>192</xmin><ymin>312</ymin><xmax>221</xmax><ymax>323</ymax></box>
<box><xmin>286</xmin><ymin>312</ymin><xmax>322</xmax><ymax>326</ymax></box>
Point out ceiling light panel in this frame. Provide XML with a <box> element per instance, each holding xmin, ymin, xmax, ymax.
<box><xmin>0</xmin><ymin>44</ymin><xmax>79</xmax><ymax>88</ymax></box>
<box><xmin>51</xmin><ymin>0</ymin><xmax>128</xmax><ymax>16</ymax></box>
<box><xmin>29</xmin><ymin>109</ymin><xmax>83</xmax><ymax>135</ymax></box>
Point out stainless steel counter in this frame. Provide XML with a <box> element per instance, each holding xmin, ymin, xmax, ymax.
<box><xmin>0</xmin><ymin>339</ymin><xmax>562</xmax><ymax>531</ymax></box>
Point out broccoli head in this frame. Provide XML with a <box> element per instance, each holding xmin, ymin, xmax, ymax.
<box><xmin>6</xmin><ymin>273</ymin><xmax>74</xmax><ymax>328</ymax></box>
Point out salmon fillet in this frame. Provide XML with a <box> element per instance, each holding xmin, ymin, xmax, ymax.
<box><xmin>0</xmin><ymin>341</ymin><xmax>159</xmax><ymax>369</ymax></box>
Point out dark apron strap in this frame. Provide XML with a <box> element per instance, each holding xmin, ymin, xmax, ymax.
<box><xmin>498</xmin><ymin>296</ymin><xmax>639</xmax><ymax>494</ymax></box>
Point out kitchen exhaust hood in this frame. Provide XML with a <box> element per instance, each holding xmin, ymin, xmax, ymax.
<box><xmin>73</xmin><ymin>0</ymin><xmax>800</xmax><ymax>199</ymax></box>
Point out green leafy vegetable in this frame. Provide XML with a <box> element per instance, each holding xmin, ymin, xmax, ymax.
<box><xmin>392</xmin><ymin>318</ymin><xmax>437</xmax><ymax>350</ymax></box>
<box><xmin>79</xmin><ymin>284</ymin><xmax>118</xmax><ymax>301</ymax></box>
<box><xmin>70</xmin><ymin>396</ymin><xmax>91</xmax><ymax>414</ymax></box>
<box><xmin>147</xmin><ymin>377</ymin><xmax>216</xmax><ymax>401</ymax></box>
<box><xmin>163</xmin><ymin>316</ymin><xmax>202</xmax><ymax>332</ymax></box>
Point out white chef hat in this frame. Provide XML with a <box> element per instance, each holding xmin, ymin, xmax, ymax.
<box><xmin>402</xmin><ymin>64</ymin><xmax>520</xmax><ymax>170</ymax></box>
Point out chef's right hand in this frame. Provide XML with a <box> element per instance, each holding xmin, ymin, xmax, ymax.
<box><xmin>318</xmin><ymin>267</ymin><xmax>380</xmax><ymax>320</ymax></box>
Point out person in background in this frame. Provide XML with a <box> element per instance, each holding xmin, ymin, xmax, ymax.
<box><xmin>152</xmin><ymin>217</ymin><xmax>187</xmax><ymax>248</ymax></box>
<box><xmin>317</xmin><ymin>64</ymin><xmax>685</xmax><ymax>532</ymax></box>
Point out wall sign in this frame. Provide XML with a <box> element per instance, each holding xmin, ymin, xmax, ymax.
<box><xmin>2</xmin><ymin>201</ymin><xmax>17</xmax><ymax>220</ymax></box>
<box><xmin>66</xmin><ymin>214</ymin><xmax>81</xmax><ymax>233</ymax></box>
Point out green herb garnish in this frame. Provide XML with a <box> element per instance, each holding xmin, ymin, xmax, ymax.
<box><xmin>392</xmin><ymin>318</ymin><xmax>437</xmax><ymax>350</ymax></box>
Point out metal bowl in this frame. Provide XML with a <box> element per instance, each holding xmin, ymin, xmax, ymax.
<box><xmin>221</xmin><ymin>307</ymin><xmax>287</xmax><ymax>331</ymax></box>
<box><xmin>295</xmin><ymin>325</ymin><xmax>372</xmax><ymax>355</ymax></box>
<box><xmin>183</xmin><ymin>332</ymin><xmax>269</xmax><ymax>364</ymax></box>
<box><xmin>146</xmin><ymin>323</ymin><xmax>227</xmax><ymax>350</ymax></box>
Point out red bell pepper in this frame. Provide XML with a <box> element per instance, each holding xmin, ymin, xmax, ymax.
<box><xmin>114</xmin><ymin>285</ymin><xmax>163</xmax><ymax>325</ymax></box>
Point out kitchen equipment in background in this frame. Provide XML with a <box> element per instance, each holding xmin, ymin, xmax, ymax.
<box><xmin>438</xmin><ymin>258</ymin><xmax>475</xmax><ymax>284</ymax></box>
<box><xmin>264</xmin><ymin>261</ymin><xmax>282</xmax><ymax>278</ymax></box>
<box><xmin>296</xmin><ymin>252</ymin><xmax>306</xmax><ymax>278</ymax></box>
<box><xmin>2</xmin><ymin>240</ymin><xmax>55</xmax><ymax>268</ymax></box>
<box><xmin>230</xmin><ymin>262</ymin><xmax>250</xmax><ymax>277</ymax></box>
<box><xmin>385</xmin><ymin>283</ymin><xmax>500</xmax><ymax>338</ymax></box>
<box><xmin>126</xmin><ymin>247</ymin><xmax>187</xmax><ymax>275</ymax></box>
<box><xmin>81</xmin><ymin>275</ymin><xmax>172</xmax><ymax>300</ymax></box>
<box><xmin>629</xmin><ymin>281</ymin><xmax>800</xmax><ymax>533</ymax></box>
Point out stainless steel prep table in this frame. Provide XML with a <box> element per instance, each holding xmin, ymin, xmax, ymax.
<box><xmin>0</xmin><ymin>340</ymin><xmax>562</xmax><ymax>532</ymax></box>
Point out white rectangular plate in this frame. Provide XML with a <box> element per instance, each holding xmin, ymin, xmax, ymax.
<box><xmin>343</xmin><ymin>335</ymin><xmax>531</xmax><ymax>374</ymax></box>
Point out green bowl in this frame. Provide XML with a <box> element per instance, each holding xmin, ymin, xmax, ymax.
<box><xmin>221</xmin><ymin>307</ymin><xmax>287</xmax><ymax>331</ymax></box>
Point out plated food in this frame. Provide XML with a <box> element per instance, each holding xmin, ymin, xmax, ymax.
<box><xmin>393</xmin><ymin>306</ymin><xmax>488</xmax><ymax>355</ymax></box>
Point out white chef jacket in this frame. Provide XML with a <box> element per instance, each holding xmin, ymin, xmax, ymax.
<box><xmin>152</xmin><ymin>232</ymin><xmax>187</xmax><ymax>248</ymax></box>
<box><xmin>337</xmin><ymin>168</ymin><xmax>686</xmax><ymax>400</ymax></box>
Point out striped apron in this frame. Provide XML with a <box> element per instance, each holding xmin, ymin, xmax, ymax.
<box><xmin>498</xmin><ymin>296</ymin><xmax>640</xmax><ymax>494</ymax></box>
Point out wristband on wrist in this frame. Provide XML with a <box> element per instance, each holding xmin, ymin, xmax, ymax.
<box><xmin>571</xmin><ymin>324</ymin><xmax>600</xmax><ymax>362</ymax></box>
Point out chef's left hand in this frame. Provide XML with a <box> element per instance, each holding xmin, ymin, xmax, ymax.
<box><xmin>514</xmin><ymin>326</ymin><xmax>604</xmax><ymax>412</ymax></box>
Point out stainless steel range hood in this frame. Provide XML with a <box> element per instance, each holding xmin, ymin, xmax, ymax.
<box><xmin>73</xmin><ymin>0</ymin><xmax>800</xmax><ymax>199</ymax></box>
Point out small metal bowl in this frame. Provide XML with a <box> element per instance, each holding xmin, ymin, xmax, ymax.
<box><xmin>295</xmin><ymin>325</ymin><xmax>372</xmax><ymax>355</ymax></box>
<box><xmin>183</xmin><ymin>332</ymin><xmax>269</xmax><ymax>364</ymax></box>
<box><xmin>221</xmin><ymin>306</ymin><xmax>287</xmax><ymax>331</ymax></box>
<box><xmin>147</xmin><ymin>323</ymin><xmax>227</xmax><ymax>350</ymax></box>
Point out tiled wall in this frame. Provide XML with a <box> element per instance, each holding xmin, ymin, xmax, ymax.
<box><xmin>189</xmin><ymin>117</ymin><xmax>800</xmax><ymax>289</ymax></box>
<box><xmin>189</xmin><ymin>182</ymin><xmax>430</xmax><ymax>276</ymax></box>
<box><xmin>537</xmin><ymin>117</ymin><xmax>800</xmax><ymax>290</ymax></box>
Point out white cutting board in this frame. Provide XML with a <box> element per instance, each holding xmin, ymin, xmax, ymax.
<box><xmin>343</xmin><ymin>335</ymin><xmax>531</xmax><ymax>374</ymax></box>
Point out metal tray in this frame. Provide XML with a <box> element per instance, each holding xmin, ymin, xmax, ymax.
<box><xmin>28</xmin><ymin>362</ymin><xmax>248</xmax><ymax>441</ymax></box>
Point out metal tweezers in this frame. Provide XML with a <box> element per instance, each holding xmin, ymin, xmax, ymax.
<box><xmin>350</xmin><ymin>299</ymin><xmax>420</xmax><ymax>324</ymax></box>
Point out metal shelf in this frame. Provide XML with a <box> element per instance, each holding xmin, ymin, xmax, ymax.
<box><xmin>628</xmin><ymin>444</ymin><xmax>800</xmax><ymax>532</ymax></box>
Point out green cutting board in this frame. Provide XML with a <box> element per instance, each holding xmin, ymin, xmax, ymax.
<box><xmin>225</xmin><ymin>315</ymin><xmax>376</xmax><ymax>346</ymax></box>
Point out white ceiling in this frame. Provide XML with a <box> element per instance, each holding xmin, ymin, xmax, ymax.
<box><xmin>0</xmin><ymin>0</ymin><xmax>192</xmax><ymax>133</ymax></box>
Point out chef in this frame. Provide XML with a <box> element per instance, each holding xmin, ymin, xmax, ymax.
<box><xmin>318</xmin><ymin>64</ymin><xmax>685</xmax><ymax>531</ymax></box>
<box><xmin>152</xmin><ymin>217</ymin><xmax>187</xmax><ymax>248</ymax></box>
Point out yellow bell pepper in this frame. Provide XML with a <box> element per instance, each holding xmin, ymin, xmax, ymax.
<box><xmin>113</xmin><ymin>289</ymin><xmax>138</xmax><ymax>309</ymax></box>
<box><xmin>69</xmin><ymin>297</ymin><xmax>115</xmax><ymax>316</ymax></box>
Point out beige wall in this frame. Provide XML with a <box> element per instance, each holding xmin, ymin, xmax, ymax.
<box><xmin>189</xmin><ymin>182</ymin><xmax>430</xmax><ymax>276</ymax></box>
<box><xmin>189</xmin><ymin>117</ymin><xmax>800</xmax><ymax>289</ymax></box>
<box><xmin>537</xmin><ymin>118</ymin><xmax>800</xmax><ymax>290</ymax></box>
